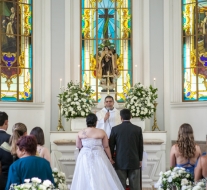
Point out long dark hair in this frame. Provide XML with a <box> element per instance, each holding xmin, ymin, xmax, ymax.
<box><xmin>177</xmin><ymin>123</ymin><xmax>196</xmax><ymax>159</ymax></box>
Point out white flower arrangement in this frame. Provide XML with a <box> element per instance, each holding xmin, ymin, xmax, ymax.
<box><xmin>154</xmin><ymin>167</ymin><xmax>193</xmax><ymax>190</ymax></box>
<box><xmin>59</xmin><ymin>81</ymin><xmax>95</xmax><ymax>119</ymax></box>
<box><xmin>124</xmin><ymin>82</ymin><xmax>158</xmax><ymax>120</ymax></box>
<box><xmin>9</xmin><ymin>178</ymin><xmax>56</xmax><ymax>190</ymax></box>
<box><xmin>191</xmin><ymin>179</ymin><xmax>206</xmax><ymax>190</ymax></box>
<box><xmin>52</xmin><ymin>168</ymin><xmax>68</xmax><ymax>190</ymax></box>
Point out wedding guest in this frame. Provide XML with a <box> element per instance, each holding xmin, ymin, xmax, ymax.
<box><xmin>109</xmin><ymin>109</ymin><xmax>143</xmax><ymax>190</ymax></box>
<box><xmin>0</xmin><ymin>111</ymin><xmax>13</xmax><ymax>190</ymax></box>
<box><xmin>0</xmin><ymin>112</ymin><xmax>10</xmax><ymax>144</ymax></box>
<box><xmin>194</xmin><ymin>154</ymin><xmax>207</xmax><ymax>188</ymax></box>
<box><xmin>5</xmin><ymin>135</ymin><xmax>54</xmax><ymax>189</ymax></box>
<box><xmin>30</xmin><ymin>126</ymin><xmax>51</xmax><ymax>163</ymax></box>
<box><xmin>170</xmin><ymin>123</ymin><xmax>201</xmax><ymax>176</ymax></box>
<box><xmin>9</xmin><ymin>123</ymin><xmax>27</xmax><ymax>160</ymax></box>
<box><xmin>70</xmin><ymin>113</ymin><xmax>124</xmax><ymax>190</ymax></box>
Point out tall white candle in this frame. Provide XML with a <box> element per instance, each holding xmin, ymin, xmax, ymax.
<box><xmin>153</xmin><ymin>78</ymin><xmax>156</xmax><ymax>88</ymax></box>
<box><xmin>60</xmin><ymin>78</ymin><xmax>62</xmax><ymax>91</ymax></box>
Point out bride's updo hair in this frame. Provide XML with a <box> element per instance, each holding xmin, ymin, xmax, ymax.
<box><xmin>177</xmin><ymin>123</ymin><xmax>196</xmax><ymax>159</ymax></box>
<box><xmin>86</xmin><ymin>113</ymin><xmax>97</xmax><ymax>127</ymax></box>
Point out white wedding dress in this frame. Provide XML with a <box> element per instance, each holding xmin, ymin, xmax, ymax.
<box><xmin>70</xmin><ymin>138</ymin><xmax>124</xmax><ymax>190</ymax></box>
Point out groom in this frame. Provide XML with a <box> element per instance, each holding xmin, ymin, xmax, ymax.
<box><xmin>109</xmin><ymin>109</ymin><xmax>143</xmax><ymax>190</ymax></box>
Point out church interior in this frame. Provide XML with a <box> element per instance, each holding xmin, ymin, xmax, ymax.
<box><xmin>1</xmin><ymin>0</ymin><xmax>207</xmax><ymax>189</ymax></box>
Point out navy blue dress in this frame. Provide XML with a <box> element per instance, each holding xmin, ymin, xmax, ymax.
<box><xmin>5</xmin><ymin>156</ymin><xmax>54</xmax><ymax>190</ymax></box>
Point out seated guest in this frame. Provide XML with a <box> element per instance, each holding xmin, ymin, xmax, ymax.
<box><xmin>9</xmin><ymin>123</ymin><xmax>27</xmax><ymax>160</ymax></box>
<box><xmin>194</xmin><ymin>154</ymin><xmax>207</xmax><ymax>187</ymax></box>
<box><xmin>170</xmin><ymin>123</ymin><xmax>201</xmax><ymax>176</ymax></box>
<box><xmin>30</xmin><ymin>127</ymin><xmax>51</xmax><ymax>163</ymax></box>
<box><xmin>0</xmin><ymin>112</ymin><xmax>13</xmax><ymax>190</ymax></box>
<box><xmin>5</xmin><ymin>135</ymin><xmax>54</xmax><ymax>189</ymax></box>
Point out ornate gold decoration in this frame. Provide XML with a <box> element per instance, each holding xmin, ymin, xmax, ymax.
<box><xmin>19</xmin><ymin>72</ymin><xmax>31</xmax><ymax>99</ymax></box>
<box><xmin>122</xmin><ymin>9</ymin><xmax>131</xmax><ymax>39</ymax></box>
<box><xmin>202</xmin><ymin>79</ymin><xmax>207</xmax><ymax>90</ymax></box>
<box><xmin>5</xmin><ymin>79</ymin><xmax>13</xmax><ymax>91</ymax></box>
<box><xmin>90</xmin><ymin>54</ymin><xmax>97</xmax><ymax>78</ymax></box>
<box><xmin>183</xmin><ymin>4</ymin><xmax>194</xmax><ymax>36</ymax></box>
<box><xmin>82</xmin><ymin>9</ymin><xmax>91</xmax><ymax>39</ymax></box>
<box><xmin>152</xmin><ymin>102</ymin><xmax>160</xmax><ymax>131</ymax></box>
<box><xmin>117</xmin><ymin>73</ymin><xmax>131</xmax><ymax>100</ymax></box>
<box><xmin>19</xmin><ymin>51</ymin><xmax>25</xmax><ymax>68</ymax></box>
<box><xmin>57</xmin><ymin>102</ymin><xmax>65</xmax><ymax>131</ymax></box>
<box><xmin>116</xmin><ymin>54</ymin><xmax>124</xmax><ymax>71</ymax></box>
<box><xmin>184</xmin><ymin>80</ymin><xmax>196</xmax><ymax>99</ymax></box>
<box><xmin>20</xmin><ymin>4</ymin><xmax>31</xmax><ymax>36</ymax></box>
<box><xmin>1</xmin><ymin>94</ymin><xmax>6</xmax><ymax>98</ymax></box>
<box><xmin>90</xmin><ymin>0</ymin><xmax>102</xmax><ymax>8</ymax></box>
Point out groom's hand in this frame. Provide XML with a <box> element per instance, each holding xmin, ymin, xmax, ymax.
<box><xmin>139</xmin><ymin>161</ymin><xmax>142</xmax><ymax>168</ymax></box>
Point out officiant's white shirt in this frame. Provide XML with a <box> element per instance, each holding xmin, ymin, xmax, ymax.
<box><xmin>96</xmin><ymin>107</ymin><xmax>121</xmax><ymax>138</ymax></box>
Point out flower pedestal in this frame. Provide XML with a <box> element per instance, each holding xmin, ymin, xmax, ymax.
<box><xmin>70</xmin><ymin>117</ymin><xmax>86</xmax><ymax>131</ymax></box>
<box><xmin>130</xmin><ymin>118</ymin><xmax>145</xmax><ymax>131</ymax></box>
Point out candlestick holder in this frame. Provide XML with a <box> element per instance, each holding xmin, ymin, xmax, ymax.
<box><xmin>152</xmin><ymin>101</ymin><xmax>160</xmax><ymax>131</ymax></box>
<box><xmin>57</xmin><ymin>102</ymin><xmax>65</xmax><ymax>131</ymax></box>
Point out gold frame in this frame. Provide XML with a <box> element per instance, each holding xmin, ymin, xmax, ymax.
<box><xmin>0</xmin><ymin>1</ymin><xmax>33</xmax><ymax>102</ymax></box>
<box><xmin>80</xmin><ymin>0</ymin><xmax>133</xmax><ymax>102</ymax></box>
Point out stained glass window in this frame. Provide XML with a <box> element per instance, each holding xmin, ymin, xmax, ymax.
<box><xmin>0</xmin><ymin>0</ymin><xmax>32</xmax><ymax>102</ymax></box>
<box><xmin>81</xmin><ymin>0</ymin><xmax>132</xmax><ymax>102</ymax></box>
<box><xmin>182</xmin><ymin>0</ymin><xmax>207</xmax><ymax>101</ymax></box>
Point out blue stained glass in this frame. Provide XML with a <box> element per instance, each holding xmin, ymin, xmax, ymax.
<box><xmin>81</xmin><ymin>0</ymin><xmax>132</xmax><ymax>102</ymax></box>
<box><xmin>0</xmin><ymin>1</ymin><xmax>33</xmax><ymax>102</ymax></box>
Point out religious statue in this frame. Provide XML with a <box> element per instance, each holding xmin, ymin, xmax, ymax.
<box><xmin>2</xmin><ymin>7</ymin><xmax>17</xmax><ymax>52</ymax></box>
<box><xmin>97</xmin><ymin>46</ymin><xmax>118</xmax><ymax>91</ymax></box>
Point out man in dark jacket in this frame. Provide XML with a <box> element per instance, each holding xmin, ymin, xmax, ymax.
<box><xmin>0</xmin><ymin>111</ymin><xmax>12</xmax><ymax>190</ymax></box>
<box><xmin>109</xmin><ymin>109</ymin><xmax>143</xmax><ymax>190</ymax></box>
<box><xmin>0</xmin><ymin>111</ymin><xmax>10</xmax><ymax>144</ymax></box>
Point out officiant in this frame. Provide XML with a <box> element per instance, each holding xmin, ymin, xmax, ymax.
<box><xmin>96</xmin><ymin>95</ymin><xmax>121</xmax><ymax>138</ymax></box>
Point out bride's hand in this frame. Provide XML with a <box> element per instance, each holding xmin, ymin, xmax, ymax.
<box><xmin>109</xmin><ymin>158</ymin><xmax>115</xmax><ymax>164</ymax></box>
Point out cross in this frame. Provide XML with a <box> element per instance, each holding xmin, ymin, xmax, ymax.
<box><xmin>99</xmin><ymin>9</ymin><xmax>114</xmax><ymax>39</ymax></box>
<box><xmin>102</xmin><ymin>71</ymin><xmax>114</xmax><ymax>95</ymax></box>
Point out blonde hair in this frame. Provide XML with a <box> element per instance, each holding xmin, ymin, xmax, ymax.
<box><xmin>177</xmin><ymin>123</ymin><xmax>196</xmax><ymax>159</ymax></box>
<box><xmin>10</xmin><ymin>123</ymin><xmax>27</xmax><ymax>155</ymax></box>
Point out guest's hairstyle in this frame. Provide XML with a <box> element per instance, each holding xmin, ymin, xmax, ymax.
<box><xmin>86</xmin><ymin>113</ymin><xmax>97</xmax><ymax>127</ymax></box>
<box><xmin>30</xmin><ymin>127</ymin><xmax>45</xmax><ymax>146</ymax></box>
<box><xmin>120</xmin><ymin>109</ymin><xmax>131</xmax><ymax>120</ymax></box>
<box><xmin>17</xmin><ymin>135</ymin><xmax>37</xmax><ymax>156</ymax></box>
<box><xmin>105</xmin><ymin>95</ymin><xmax>114</xmax><ymax>102</ymax></box>
<box><xmin>0</xmin><ymin>112</ymin><xmax>8</xmax><ymax>126</ymax></box>
<box><xmin>10</xmin><ymin>123</ymin><xmax>27</xmax><ymax>155</ymax></box>
<box><xmin>177</xmin><ymin>123</ymin><xmax>196</xmax><ymax>159</ymax></box>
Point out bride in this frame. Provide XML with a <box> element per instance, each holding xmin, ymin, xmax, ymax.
<box><xmin>70</xmin><ymin>113</ymin><xmax>124</xmax><ymax>190</ymax></box>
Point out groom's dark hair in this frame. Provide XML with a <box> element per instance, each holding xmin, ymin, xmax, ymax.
<box><xmin>120</xmin><ymin>109</ymin><xmax>131</xmax><ymax>120</ymax></box>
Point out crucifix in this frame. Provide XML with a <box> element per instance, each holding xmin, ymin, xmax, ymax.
<box><xmin>102</xmin><ymin>71</ymin><xmax>114</xmax><ymax>95</ymax></box>
<box><xmin>99</xmin><ymin>9</ymin><xmax>114</xmax><ymax>38</ymax></box>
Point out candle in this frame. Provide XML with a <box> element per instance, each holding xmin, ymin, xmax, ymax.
<box><xmin>153</xmin><ymin>78</ymin><xmax>156</xmax><ymax>88</ymax></box>
<box><xmin>60</xmin><ymin>78</ymin><xmax>62</xmax><ymax>91</ymax></box>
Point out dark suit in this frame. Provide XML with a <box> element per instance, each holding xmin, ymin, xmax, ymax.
<box><xmin>0</xmin><ymin>130</ymin><xmax>11</xmax><ymax>190</ymax></box>
<box><xmin>109</xmin><ymin>121</ymin><xmax>143</xmax><ymax>190</ymax></box>
<box><xmin>0</xmin><ymin>130</ymin><xmax>10</xmax><ymax>145</ymax></box>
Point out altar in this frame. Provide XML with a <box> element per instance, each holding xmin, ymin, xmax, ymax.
<box><xmin>50</xmin><ymin>130</ymin><xmax>167</xmax><ymax>189</ymax></box>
